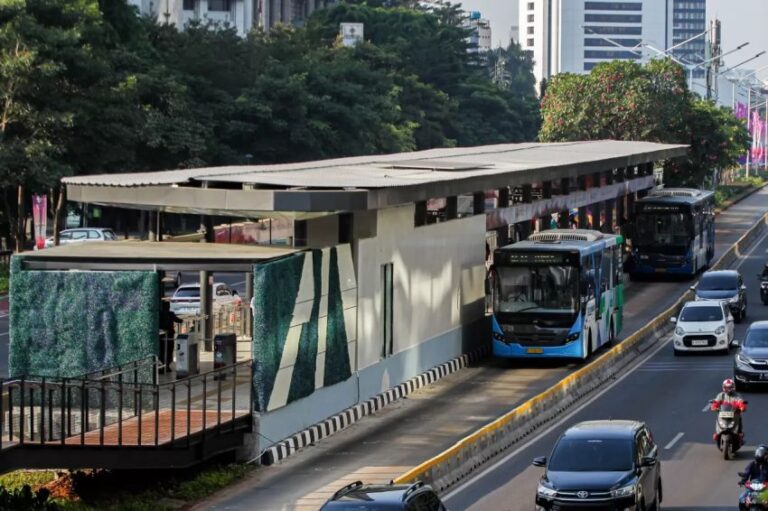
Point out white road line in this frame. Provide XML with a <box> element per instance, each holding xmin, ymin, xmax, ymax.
<box><xmin>0</xmin><ymin>332</ymin><xmax>8</xmax><ymax>338</ymax></box>
<box><xmin>444</xmin><ymin>228</ymin><xmax>768</xmax><ymax>500</ymax></box>
<box><xmin>664</xmin><ymin>432</ymin><xmax>685</xmax><ymax>450</ymax></box>
<box><xmin>443</xmin><ymin>333</ymin><xmax>673</xmax><ymax>500</ymax></box>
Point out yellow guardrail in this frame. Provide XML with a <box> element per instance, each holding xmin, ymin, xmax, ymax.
<box><xmin>395</xmin><ymin>212</ymin><xmax>768</xmax><ymax>489</ymax></box>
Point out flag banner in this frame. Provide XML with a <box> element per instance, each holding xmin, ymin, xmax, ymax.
<box><xmin>32</xmin><ymin>194</ymin><xmax>47</xmax><ymax>250</ymax></box>
<box><xmin>735</xmin><ymin>102</ymin><xmax>749</xmax><ymax>119</ymax></box>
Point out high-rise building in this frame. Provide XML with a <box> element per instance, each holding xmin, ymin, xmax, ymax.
<box><xmin>127</xmin><ymin>0</ymin><xmax>335</xmax><ymax>35</ymax></box>
<box><xmin>521</xmin><ymin>1</ymin><xmax>706</xmax><ymax>87</ymax></box>
<box><xmin>466</xmin><ymin>11</ymin><xmax>493</xmax><ymax>53</ymax></box>
<box><xmin>671</xmin><ymin>0</ymin><xmax>706</xmax><ymax>77</ymax></box>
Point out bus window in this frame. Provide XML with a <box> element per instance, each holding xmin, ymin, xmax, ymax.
<box><xmin>613</xmin><ymin>245</ymin><xmax>622</xmax><ymax>287</ymax></box>
<box><xmin>601</xmin><ymin>252</ymin><xmax>610</xmax><ymax>292</ymax></box>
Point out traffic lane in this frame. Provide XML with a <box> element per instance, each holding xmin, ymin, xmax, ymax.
<box><xmin>446</xmin><ymin>231</ymin><xmax>768</xmax><ymax>511</ymax></box>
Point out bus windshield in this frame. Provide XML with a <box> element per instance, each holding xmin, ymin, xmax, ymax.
<box><xmin>635</xmin><ymin>211</ymin><xmax>692</xmax><ymax>250</ymax></box>
<box><xmin>495</xmin><ymin>265</ymin><xmax>579</xmax><ymax>314</ymax></box>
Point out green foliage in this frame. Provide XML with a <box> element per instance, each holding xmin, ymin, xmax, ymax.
<box><xmin>0</xmin><ymin>485</ymin><xmax>58</xmax><ymax>510</ymax></box>
<box><xmin>714</xmin><ymin>176</ymin><xmax>765</xmax><ymax>207</ymax></box>
<box><xmin>540</xmin><ymin>59</ymin><xmax>749</xmax><ymax>187</ymax></box>
<box><xmin>0</xmin><ymin>470</ymin><xmax>56</xmax><ymax>491</ymax></box>
<box><xmin>9</xmin><ymin>264</ymin><xmax>158</xmax><ymax>377</ymax></box>
<box><xmin>0</xmin><ymin>262</ymin><xmax>8</xmax><ymax>295</ymax></box>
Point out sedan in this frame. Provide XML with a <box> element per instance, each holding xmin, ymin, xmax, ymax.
<box><xmin>170</xmin><ymin>283</ymin><xmax>242</xmax><ymax>315</ymax></box>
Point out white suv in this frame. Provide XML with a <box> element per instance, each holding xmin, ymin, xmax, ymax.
<box><xmin>671</xmin><ymin>300</ymin><xmax>734</xmax><ymax>355</ymax></box>
<box><xmin>44</xmin><ymin>228</ymin><xmax>117</xmax><ymax>248</ymax></box>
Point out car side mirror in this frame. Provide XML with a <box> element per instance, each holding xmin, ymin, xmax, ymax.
<box><xmin>640</xmin><ymin>456</ymin><xmax>657</xmax><ymax>467</ymax></box>
<box><xmin>532</xmin><ymin>456</ymin><xmax>547</xmax><ymax>467</ymax></box>
<box><xmin>689</xmin><ymin>285</ymin><xmax>696</xmax><ymax>292</ymax></box>
<box><xmin>731</xmin><ymin>339</ymin><xmax>741</xmax><ymax>348</ymax></box>
<box><xmin>670</xmin><ymin>317</ymin><xmax>677</xmax><ymax>324</ymax></box>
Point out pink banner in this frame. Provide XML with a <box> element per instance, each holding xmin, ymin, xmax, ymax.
<box><xmin>32</xmin><ymin>194</ymin><xmax>47</xmax><ymax>250</ymax></box>
<box><xmin>750</xmin><ymin>112</ymin><xmax>765</xmax><ymax>162</ymax></box>
<box><xmin>735</xmin><ymin>102</ymin><xmax>749</xmax><ymax>119</ymax></box>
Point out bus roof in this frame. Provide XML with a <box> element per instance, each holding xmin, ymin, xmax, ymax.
<box><xmin>498</xmin><ymin>229</ymin><xmax>622</xmax><ymax>255</ymax></box>
<box><xmin>636</xmin><ymin>188</ymin><xmax>714</xmax><ymax>205</ymax></box>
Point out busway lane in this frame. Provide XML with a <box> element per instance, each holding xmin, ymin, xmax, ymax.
<box><xmin>196</xmin><ymin>188</ymin><xmax>768</xmax><ymax>511</ymax></box>
<box><xmin>445</xmin><ymin>212</ymin><xmax>768</xmax><ymax>511</ymax></box>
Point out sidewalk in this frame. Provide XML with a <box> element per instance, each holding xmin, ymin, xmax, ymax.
<box><xmin>190</xmin><ymin>186</ymin><xmax>768</xmax><ymax>511</ymax></box>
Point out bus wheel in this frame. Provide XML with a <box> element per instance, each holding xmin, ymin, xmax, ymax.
<box><xmin>608</xmin><ymin>320</ymin><xmax>615</xmax><ymax>346</ymax></box>
<box><xmin>586</xmin><ymin>332</ymin><xmax>593</xmax><ymax>358</ymax></box>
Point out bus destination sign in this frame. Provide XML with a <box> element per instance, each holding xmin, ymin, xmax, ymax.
<box><xmin>496</xmin><ymin>251</ymin><xmax>579</xmax><ymax>266</ymax></box>
<box><xmin>637</xmin><ymin>203</ymin><xmax>687</xmax><ymax>213</ymax></box>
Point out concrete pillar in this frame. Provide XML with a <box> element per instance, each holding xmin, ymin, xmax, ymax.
<box><xmin>559</xmin><ymin>210</ymin><xmax>570</xmax><ymax>229</ymax></box>
<box><xmin>446</xmin><ymin>196</ymin><xmax>458</xmax><ymax>220</ymax></box>
<box><xmin>498</xmin><ymin>187</ymin><xmax>510</xmax><ymax>208</ymax></box>
<box><xmin>148</xmin><ymin>211</ymin><xmax>157</xmax><ymax>242</ymax></box>
<box><xmin>578</xmin><ymin>175</ymin><xmax>588</xmax><ymax>192</ymax></box>
<box><xmin>592</xmin><ymin>201</ymin><xmax>602</xmax><ymax>231</ymax></box>
<box><xmin>560</xmin><ymin>177</ymin><xmax>571</xmax><ymax>195</ymax></box>
<box><xmin>605</xmin><ymin>200</ymin><xmax>614</xmax><ymax>233</ymax></box>
<box><xmin>200</xmin><ymin>270</ymin><xmax>213</xmax><ymax>352</ymax></box>
<box><xmin>605</xmin><ymin>169</ymin><xmax>614</xmax><ymax>186</ymax></box>
<box><xmin>473</xmin><ymin>192</ymin><xmax>485</xmax><ymax>215</ymax></box>
<box><xmin>578</xmin><ymin>207</ymin><xmax>588</xmax><ymax>230</ymax></box>
<box><xmin>522</xmin><ymin>184</ymin><xmax>533</xmax><ymax>204</ymax></box>
<box><xmin>542</xmin><ymin>181</ymin><xmax>552</xmax><ymax>199</ymax></box>
<box><xmin>592</xmin><ymin>172</ymin><xmax>602</xmax><ymax>189</ymax></box>
<box><xmin>245</xmin><ymin>271</ymin><xmax>253</xmax><ymax>339</ymax></box>
<box><xmin>157</xmin><ymin>212</ymin><xmax>163</xmax><ymax>242</ymax></box>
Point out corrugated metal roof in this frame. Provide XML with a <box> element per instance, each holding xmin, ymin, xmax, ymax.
<box><xmin>63</xmin><ymin>141</ymin><xmax>687</xmax><ymax>189</ymax></box>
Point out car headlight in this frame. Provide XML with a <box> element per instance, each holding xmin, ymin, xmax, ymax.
<box><xmin>715</xmin><ymin>326</ymin><xmax>726</xmax><ymax>335</ymax></box>
<box><xmin>537</xmin><ymin>483</ymin><xmax>557</xmax><ymax>498</ymax></box>
<box><xmin>675</xmin><ymin>326</ymin><xmax>685</xmax><ymax>336</ymax></box>
<box><xmin>611</xmin><ymin>484</ymin><xmax>636</xmax><ymax>498</ymax></box>
<box><xmin>737</xmin><ymin>353</ymin><xmax>753</xmax><ymax>366</ymax></box>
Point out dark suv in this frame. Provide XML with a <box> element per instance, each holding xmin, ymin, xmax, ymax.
<box><xmin>320</xmin><ymin>481</ymin><xmax>447</xmax><ymax>511</ymax></box>
<box><xmin>695</xmin><ymin>270</ymin><xmax>747</xmax><ymax>322</ymax></box>
<box><xmin>533</xmin><ymin>420</ymin><xmax>662</xmax><ymax>511</ymax></box>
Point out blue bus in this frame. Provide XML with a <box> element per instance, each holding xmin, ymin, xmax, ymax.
<box><xmin>630</xmin><ymin>188</ymin><xmax>715</xmax><ymax>277</ymax></box>
<box><xmin>491</xmin><ymin>229</ymin><xmax>624</xmax><ymax>360</ymax></box>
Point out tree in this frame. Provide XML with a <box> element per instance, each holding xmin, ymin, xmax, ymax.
<box><xmin>540</xmin><ymin>58</ymin><xmax>748</xmax><ymax>187</ymax></box>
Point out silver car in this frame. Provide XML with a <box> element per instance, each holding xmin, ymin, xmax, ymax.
<box><xmin>44</xmin><ymin>228</ymin><xmax>117</xmax><ymax>248</ymax></box>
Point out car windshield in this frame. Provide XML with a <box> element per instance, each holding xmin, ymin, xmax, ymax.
<box><xmin>174</xmin><ymin>288</ymin><xmax>200</xmax><ymax>299</ymax></box>
<box><xmin>102</xmin><ymin>230</ymin><xmax>117</xmax><ymax>240</ymax></box>
<box><xmin>698</xmin><ymin>274</ymin><xmax>737</xmax><ymax>291</ymax></box>
<box><xmin>495</xmin><ymin>265</ymin><xmax>579</xmax><ymax>314</ymax></box>
<box><xmin>679</xmin><ymin>306</ymin><xmax>723</xmax><ymax>322</ymax></box>
<box><xmin>744</xmin><ymin>328</ymin><xmax>768</xmax><ymax>348</ymax></box>
<box><xmin>548</xmin><ymin>437</ymin><xmax>633</xmax><ymax>472</ymax></box>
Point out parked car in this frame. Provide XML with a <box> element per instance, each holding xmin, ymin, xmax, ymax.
<box><xmin>694</xmin><ymin>269</ymin><xmax>747</xmax><ymax>322</ymax></box>
<box><xmin>533</xmin><ymin>420</ymin><xmax>661</xmax><ymax>511</ymax></box>
<box><xmin>671</xmin><ymin>300</ymin><xmax>734</xmax><ymax>355</ymax></box>
<box><xmin>733</xmin><ymin>321</ymin><xmax>768</xmax><ymax>390</ymax></box>
<box><xmin>320</xmin><ymin>481</ymin><xmax>447</xmax><ymax>511</ymax></box>
<box><xmin>169</xmin><ymin>283</ymin><xmax>241</xmax><ymax>315</ymax></box>
<box><xmin>43</xmin><ymin>228</ymin><xmax>117</xmax><ymax>249</ymax></box>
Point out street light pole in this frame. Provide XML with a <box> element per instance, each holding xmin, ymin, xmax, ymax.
<box><xmin>747</xmin><ymin>87</ymin><xmax>752</xmax><ymax>177</ymax></box>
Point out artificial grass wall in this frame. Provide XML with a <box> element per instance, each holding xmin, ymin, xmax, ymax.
<box><xmin>252</xmin><ymin>247</ymin><xmax>354</xmax><ymax>412</ymax></box>
<box><xmin>9</xmin><ymin>257</ymin><xmax>159</xmax><ymax>377</ymax></box>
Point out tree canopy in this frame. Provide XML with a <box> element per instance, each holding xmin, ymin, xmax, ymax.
<box><xmin>0</xmin><ymin>0</ymin><xmax>540</xmax><ymax>249</ymax></box>
<box><xmin>540</xmin><ymin>59</ymin><xmax>749</xmax><ymax>187</ymax></box>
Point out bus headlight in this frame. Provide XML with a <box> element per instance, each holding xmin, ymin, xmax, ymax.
<box><xmin>566</xmin><ymin>332</ymin><xmax>580</xmax><ymax>341</ymax></box>
<box><xmin>493</xmin><ymin>332</ymin><xmax>506</xmax><ymax>342</ymax></box>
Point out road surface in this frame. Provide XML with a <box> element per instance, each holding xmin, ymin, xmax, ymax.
<box><xmin>446</xmin><ymin>215</ymin><xmax>768</xmax><ymax>511</ymax></box>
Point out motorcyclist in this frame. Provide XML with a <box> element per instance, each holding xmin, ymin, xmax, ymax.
<box><xmin>711</xmin><ymin>378</ymin><xmax>747</xmax><ymax>440</ymax></box>
<box><xmin>741</xmin><ymin>446</ymin><xmax>768</xmax><ymax>485</ymax></box>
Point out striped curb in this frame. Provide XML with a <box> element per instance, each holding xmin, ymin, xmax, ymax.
<box><xmin>260</xmin><ymin>344</ymin><xmax>490</xmax><ymax>465</ymax></box>
<box><xmin>394</xmin><ymin>212</ymin><xmax>768</xmax><ymax>492</ymax></box>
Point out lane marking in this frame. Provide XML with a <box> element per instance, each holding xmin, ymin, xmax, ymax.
<box><xmin>443</xmin><ymin>333</ymin><xmax>672</xmax><ymax>500</ymax></box>
<box><xmin>444</xmin><ymin>227</ymin><xmax>768</xmax><ymax>500</ymax></box>
<box><xmin>0</xmin><ymin>332</ymin><xmax>8</xmax><ymax>338</ymax></box>
<box><xmin>664</xmin><ymin>432</ymin><xmax>685</xmax><ymax>450</ymax></box>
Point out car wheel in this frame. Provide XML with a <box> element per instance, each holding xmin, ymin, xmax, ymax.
<box><xmin>653</xmin><ymin>483</ymin><xmax>662</xmax><ymax>510</ymax></box>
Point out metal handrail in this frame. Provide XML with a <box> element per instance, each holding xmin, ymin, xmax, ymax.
<box><xmin>0</xmin><ymin>360</ymin><xmax>253</xmax><ymax>451</ymax></box>
<box><xmin>10</xmin><ymin>355</ymin><xmax>159</xmax><ymax>384</ymax></box>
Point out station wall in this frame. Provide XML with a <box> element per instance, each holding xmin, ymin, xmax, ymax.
<box><xmin>8</xmin><ymin>257</ymin><xmax>159</xmax><ymax>377</ymax></box>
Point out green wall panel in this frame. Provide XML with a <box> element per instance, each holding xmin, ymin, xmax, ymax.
<box><xmin>9</xmin><ymin>258</ymin><xmax>159</xmax><ymax>378</ymax></box>
<box><xmin>324</xmin><ymin>247</ymin><xmax>351</xmax><ymax>387</ymax></box>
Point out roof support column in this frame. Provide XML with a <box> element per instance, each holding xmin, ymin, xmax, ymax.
<box><xmin>604</xmin><ymin>199</ymin><xmax>614</xmax><ymax>233</ymax></box>
<box><xmin>148</xmin><ymin>211</ymin><xmax>157</xmax><ymax>242</ymax></box>
<box><xmin>521</xmin><ymin>184</ymin><xmax>533</xmax><ymax>204</ymax></box>
<box><xmin>498</xmin><ymin>187</ymin><xmax>510</xmax><ymax>208</ymax></box>
<box><xmin>592</xmin><ymin>201</ymin><xmax>602</xmax><ymax>231</ymax></box>
<box><xmin>446</xmin><ymin>196</ymin><xmax>458</xmax><ymax>220</ymax></box>
<box><xmin>542</xmin><ymin>181</ymin><xmax>552</xmax><ymax>199</ymax></box>
<box><xmin>560</xmin><ymin>177</ymin><xmax>570</xmax><ymax>195</ymax></box>
<box><xmin>473</xmin><ymin>192</ymin><xmax>485</xmax><ymax>215</ymax></box>
<box><xmin>200</xmin><ymin>270</ymin><xmax>213</xmax><ymax>352</ymax></box>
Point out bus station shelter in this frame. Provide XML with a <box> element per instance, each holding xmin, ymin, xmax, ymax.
<box><xmin>10</xmin><ymin>140</ymin><xmax>687</xmax><ymax>459</ymax></box>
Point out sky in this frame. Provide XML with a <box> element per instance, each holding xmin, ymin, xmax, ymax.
<box><xmin>457</xmin><ymin>0</ymin><xmax>768</xmax><ymax>76</ymax></box>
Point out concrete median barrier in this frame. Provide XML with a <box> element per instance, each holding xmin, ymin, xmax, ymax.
<box><xmin>395</xmin><ymin>212</ymin><xmax>768</xmax><ymax>493</ymax></box>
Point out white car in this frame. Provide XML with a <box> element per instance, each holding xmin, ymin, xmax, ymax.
<box><xmin>44</xmin><ymin>228</ymin><xmax>117</xmax><ymax>248</ymax></box>
<box><xmin>170</xmin><ymin>283</ymin><xmax>242</xmax><ymax>315</ymax></box>
<box><xmin>671</xmin><ymin>300</ymin><xmax>734</xmax><ymax>355</ymax></box>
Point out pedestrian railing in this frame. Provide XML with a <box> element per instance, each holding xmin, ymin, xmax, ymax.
<box><xmin>0</xmin><ymin>360</ymin><xmax>252</xmax><ymax>450</ymax></box>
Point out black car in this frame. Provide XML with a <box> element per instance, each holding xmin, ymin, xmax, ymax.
<box><xmin>320</xmin><ymin>481</ymin><xmax>447</xmax><ymax>511</ymax></box>
<box><xmin>734</xmin><ymin>321</ymin><xmax>768</xmax><ymax>390</ymax></box>
<box><xmin>695</xmin><ymin>270</ymin><xmax>747</xmax><ymax>322</ymax></box>
<box><xmin>533</xmin><ymin>420</ymin><xmax>662</xmax><ymax>511</ymax></box>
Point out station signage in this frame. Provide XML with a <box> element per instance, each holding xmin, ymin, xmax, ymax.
<box><xmin>495</xmin><ymin>251</ymin><xmax>580</xmax><ymax>266</ymax></box>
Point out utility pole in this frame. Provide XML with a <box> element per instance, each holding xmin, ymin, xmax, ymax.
<box><xmin>706</xmin><ymin>19</ymin><xmax>722</xmax><ymax>100</ymax></box>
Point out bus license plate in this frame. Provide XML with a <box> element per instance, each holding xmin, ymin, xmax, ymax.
<box><xmin>527</xmin><ymin>348</ymin><xmax>544</xmax><ymax>354</ymax></box>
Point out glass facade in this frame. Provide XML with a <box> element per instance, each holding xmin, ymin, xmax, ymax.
<box><xmin>582</xmin><ymin>1</ymin><xmax>642</xmax><ymax>71</ymax></box>
<box><xmin>672</xmin><ymin>0</ymin><xmax>706</xmax><ymax>78</ymax></box>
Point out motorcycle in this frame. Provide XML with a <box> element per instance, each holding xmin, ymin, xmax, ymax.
<box><xmin>710</xmin><ymin>400</ymin><xmax>746</xmax><ymax>460</ymax></box>
<box><xmin>739</xmin><ymin>479</ymin><xmax>768</xmax><ymax>510</ymax></box>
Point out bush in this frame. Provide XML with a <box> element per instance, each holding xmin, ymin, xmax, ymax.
<box><xmin>0</xmin><ymin>485</ymin><xmax>59</xmax><ymax>510</ymax></box>
<box><xmin>0</xmin><ymin>263</ymin><xmax>7</xmax><ymax>295</ymax></box>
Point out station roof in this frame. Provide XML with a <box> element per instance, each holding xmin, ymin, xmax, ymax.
<box><xmin>18</xmin><ymin>241</ymin><xmax>298</xmax><ymax>272</ymax></box>
<box><xmin>64</xmin><ymin>140</ymin><xmax>687</xmax><ymax>219</ymax></box>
